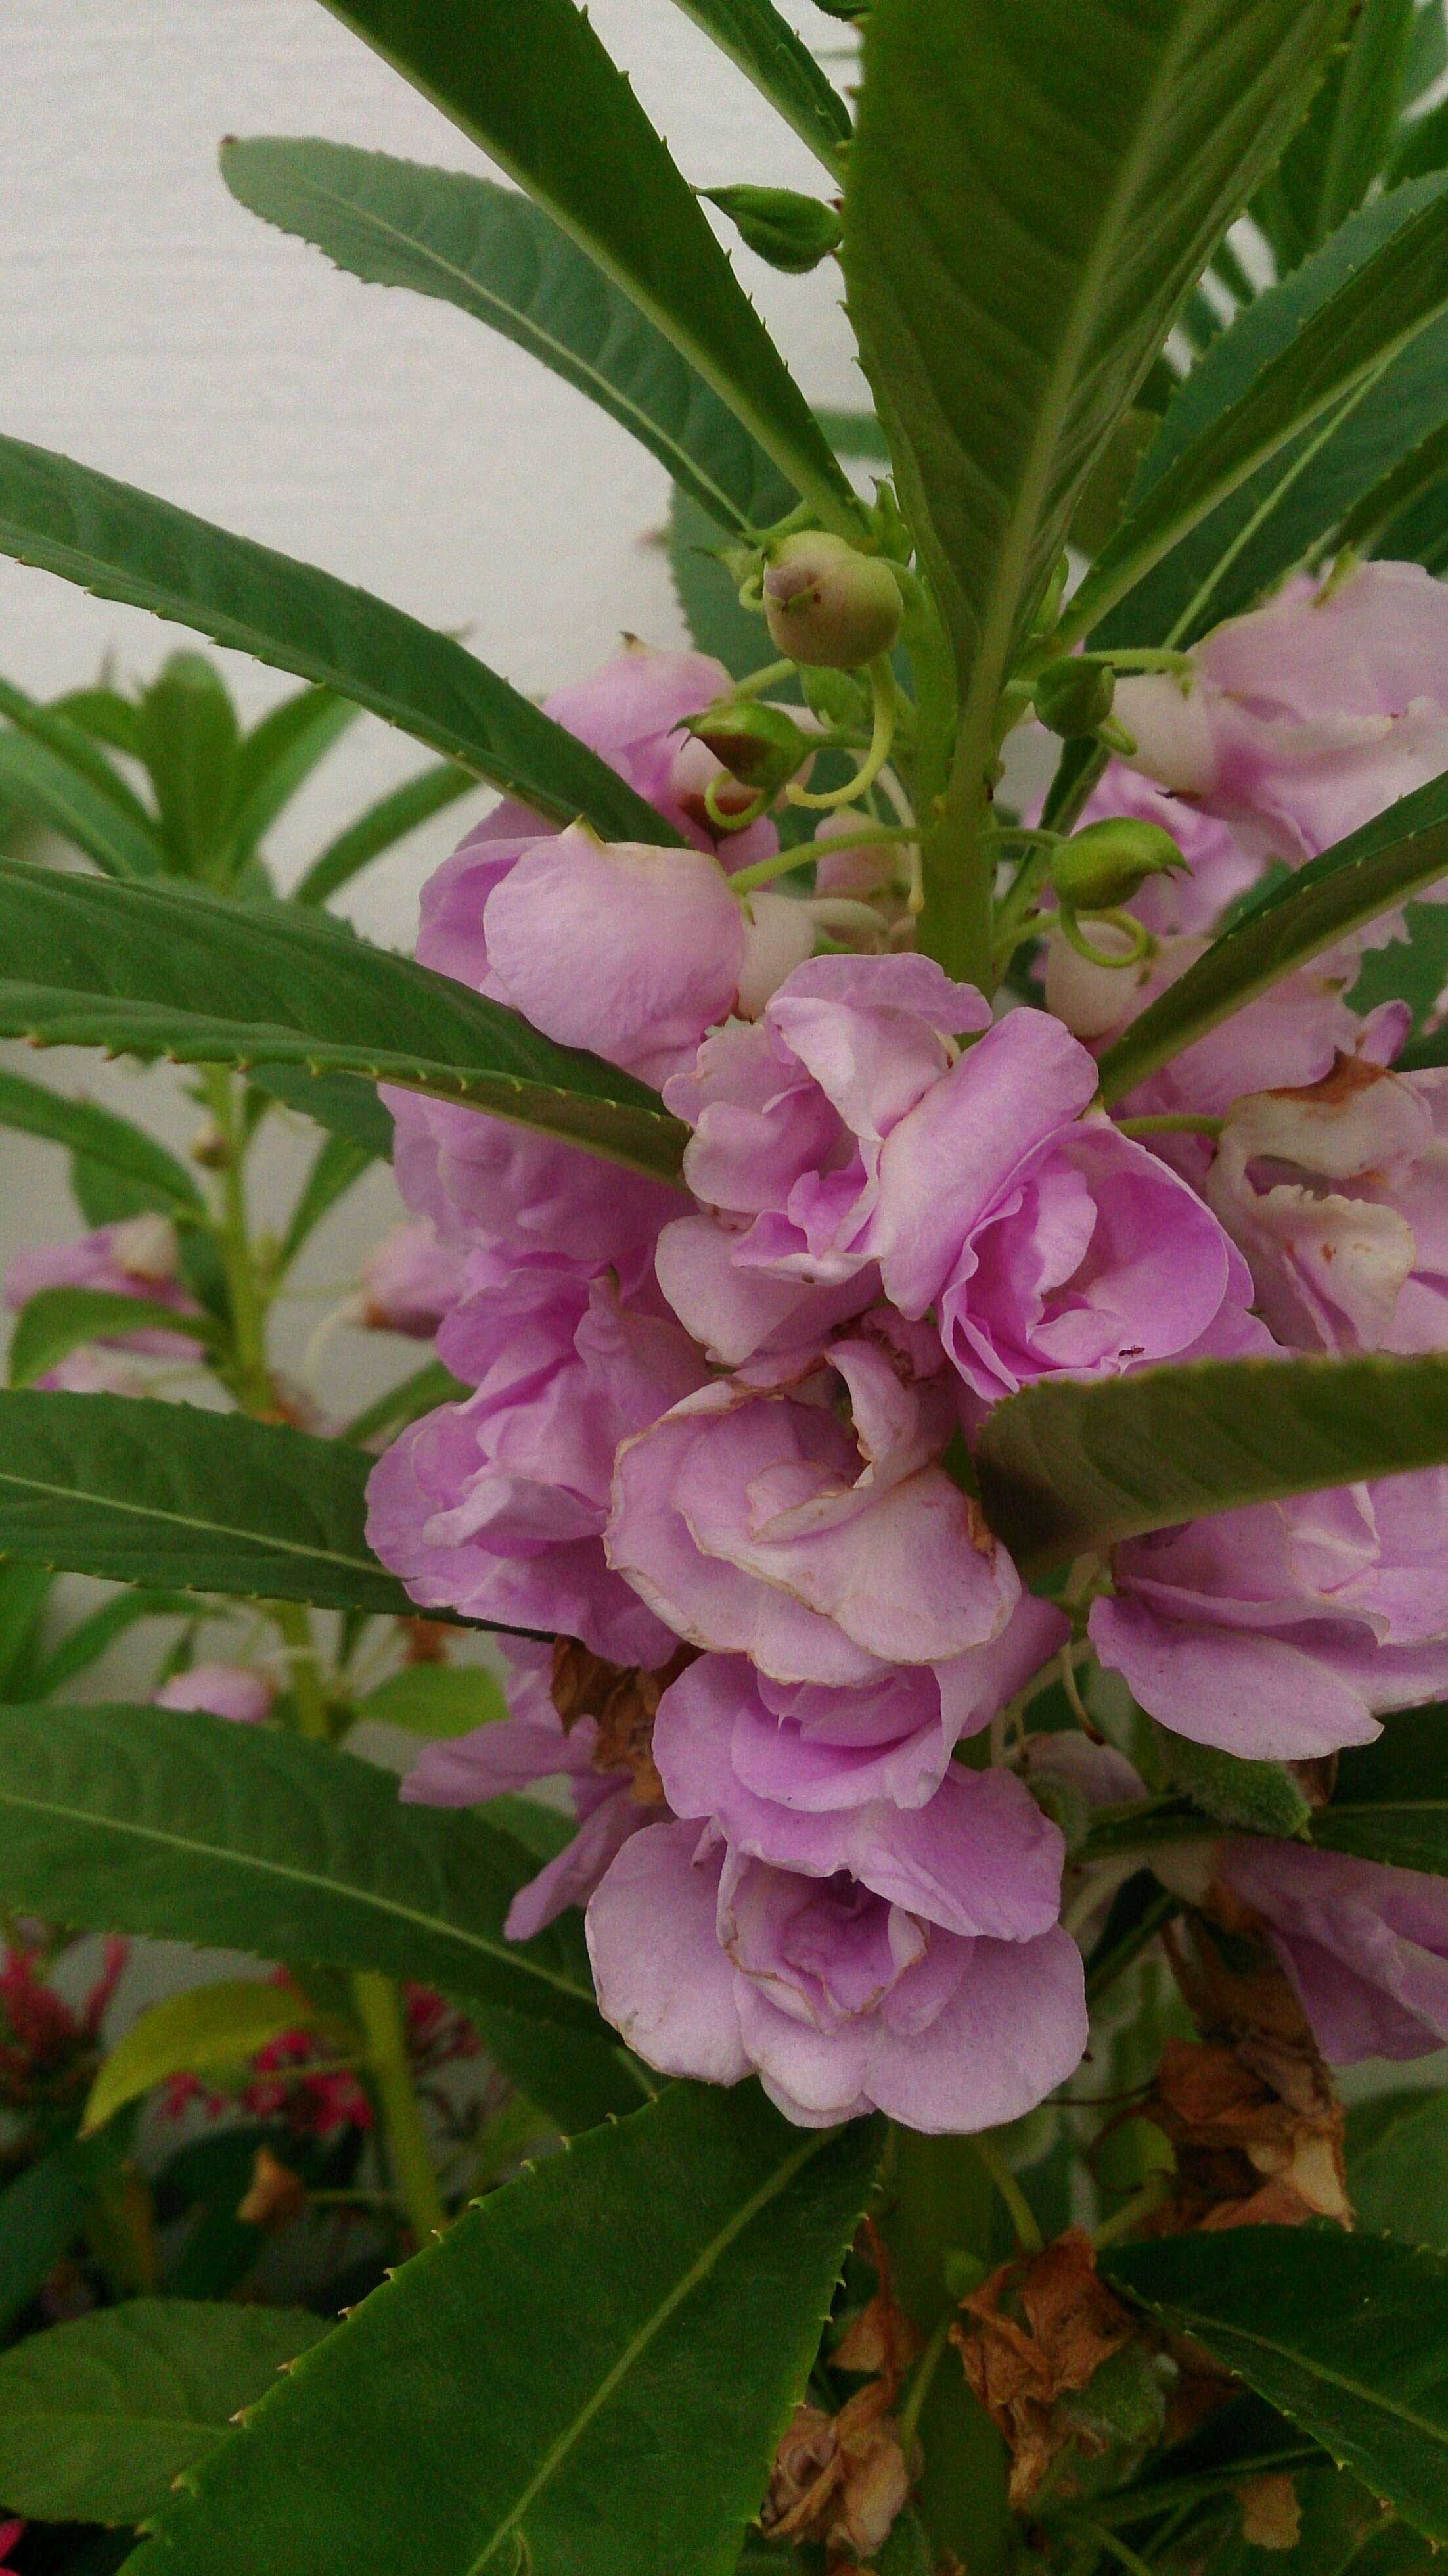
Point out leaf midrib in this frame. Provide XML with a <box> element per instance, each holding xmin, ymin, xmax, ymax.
<box><xmin>1160</xmin><ymin>2304</ymin><xmax>1448</xmax><ymax>2449</ymax></box>
<box><xmin>0</xmin><ymin>1775</ymin><xmax>594</xmax><ymax>2013</ymax></box>
<box><xmin>0</xmin><ymin>1460</ymin><xmax>380</xmax><ymax>1583</ymax></box>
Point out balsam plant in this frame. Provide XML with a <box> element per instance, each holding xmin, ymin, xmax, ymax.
<box><xmin>3</xmin><ymin>2</ymin><xmax>1448</xmax><ymax>2571</ymax></box>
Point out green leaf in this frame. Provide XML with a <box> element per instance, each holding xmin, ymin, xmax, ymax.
<box><xmin>1391</xmin><ymin>89</ymin><xmax>1448</xmax><ymax>181</ymax></box>
<box><xmin>663</xmin><ymin>0</ymin><xmax>850</xmax><ymax>172</ymax></box>
<box><xmin>0</xmin><ymin>672</ymin><xmax>160</xmax><ymax>832</ymax></box>
<box><xmin>342</xmin><ymin>1356</ymin><xmax>464</xmax><ymax>1447</ymax></box>
<box><xmin>1097</xmin><ymin>768</ymin><xmax>1448</xmax><ymax>1105</ymax></box>
<box><xmin>1103</xmin><ymin>2227</ymin><xmax>1448</xmax><ymax>2544</ymax></box>
<box><xmin>8</xmin><ymin>1288</ymin><xmax>216</xmax><ymax>1389</ymax></box>
<box><xmin>1254</xmin><ymin>0</ymin><xmax>1416</xmax><ymax>268</ymax></box>
<box><xmin>315</xmin><ymin>0</ymin><xmax>857</xmax><ymax>538</ymax></box>
<box><xmin>703</xmin><ymin>185</ymin><xmax>843</xmax><ymax>275</ymax></box>
<box><xmin>842</xmin><ymin>0</ymin><xmax>1342</xmax><ymax>789</ymax></box>
<box><xmin>248</xmin><ymin>1063</ymin><xmax>395</xmax><ymax>1159</ymax></box>
<box><xmin>290</xmin><ymin>760</ymin><xmax>476</xmax><ymax>907</ymax></box>
<box><xmin>135</xmin><ymin>654</ymin><xmax>240</xmax><ymax>881</ymax></box>
<box><xmin>277</xmin><ymin>1131</ymin><xmax>375</xmax><ymax>1270</ymax></box>
<box><xmin>123</xmin><ymin>2084</ymin><xmax>882</xmax><ymax>2576</ymax></box>
<box><xmin>0</xmin><ymin>858</ymin><xmax>688</xmax><ymax>1183</ymax></box>
<box><xmin>1312</xmin><ymin>1703</ymin><xmax>1448</xmax><ymax>1874</ymax></box>
<box><xmin>0</xmin><ymin>1701</ymin><xmax>606</xmax><ymax>2044</ymax></box>
<box><xmin>84</xmin><ymin>1979</ymin><xmax>346</xmax><ymax>2134</ymax></box>
<box><xmin>669</xmin><ymin>486</ymin><xmax>775</xmax><ymax>681</ymax></box>
<box><xmin>977</xmin><ymin>1351</ymin><xmax>1448</xmax><ymax>1576</ymax></box>
<box><xmin>227</xmin><ymin>685</ymin><xmax>359</xmax><ymax>864</ymax></box>
<box><xmin>815</xmin><ymin>406</ymin><xmax>893</xmax><ymax>465</ymax></box>
<box><xmin>0</xmin><ymin>2301</ymin><xmax>330</xmax><ymax>2526</ymax></box>
<box><xmin>354</xmin><ymin>1662</ymin><xmax>508</xmax><ymax>1739</ymax></box>
<box><xmin>0</xmin><ymin>1388</ymin><xmax>423</xmax><ymax>1617</ymax></box>
<box><xmin>0</xmin><ymin>731</ymin><xmax>165</xmax><ymax>879</ymax></box>
<box><xmin>1068</xmin><ymin>173</ymin><xmax>1448</xmax><ymax>650</ymax></box>
<box><xmin>0</xmin><ymin>1561</ymin><xmax>55</xmax><ymax>1697</ymax></box>
<box><xmin>1349</xmin><ymin>2086</ymin><xmax>1448</xmax><ymax>2245</ymax></box>
<box><xmin>0</xmin><ymin>432</ymin><xmax>677</xmax><ymax>841</ymax></box>
<box><xmin>28</xmin><ymin>1586</ymin><xmax>198</xmax><ymax>1699</ymax></box>
<box><xmin>0</xmin><ymin>2136</ymin><xmax>120</xmax><ymax>2337</ymax></box>
<box><xmin>0</xmin><ymin>1067</ymin><xmax>202</xmax><ymax>1215</ymax></box>
<box><xmin>221</xmin><ymin>140</ymin><xmax>796</xmax><ymax>541</ymax></box>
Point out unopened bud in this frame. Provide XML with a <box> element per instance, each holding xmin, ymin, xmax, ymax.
<box><xmin>110</xmin><ymin>1214</ymin><xmax>181</xmax><ymax>1283</ymax></box>
<box><xmin>762</xmin><ymin>532</ymin><xmax>903</xmax><ymax>669</ymax></box>
<box><xmin>688</xmin><ymin>699</ymin><xmax>812</xmax><ymax>796</ymax></box>
<box><xmin>1050</xmin><ymin>817</ymin><xmax>1185</xmax><ymax>911</ymax></box>
<box><xmin>702</xmin><ymin>185</ymin><xmax>842</xmax><ymax>275</ymax></box>
<box><xmin>1030</xmin><ymin>553</ymin><xmax>1070</xmax><ymax>638</ymax></box>
<box><xmin>1034</xmin><ymin>657</ymin><xmax>1115</xmax><ymax>739</ymax></box>
<box><xmin>191</xmin><ymin>1118</ymin><xmax>231</xmax><ymax>1169</ymax></box>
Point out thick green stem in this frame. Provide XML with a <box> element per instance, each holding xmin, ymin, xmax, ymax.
<box><xmin>201</xmin><ymin>1067</ymin><xmax>271</xmax><ymax>1415</ymax></box>
<box><xmin>352</xmin><ymin>1971</ymin><xmax>447</xmax><ymax>2245</ymax></box>
<box><xmin>897</xmin><ymin>574</ymin><xmax>995</xmax><ymax>988</ymax></box>
<box><xmin>272</xmin><ymin>1599</ymin><xmax>331</xmax><ymax>1742</ymax></box>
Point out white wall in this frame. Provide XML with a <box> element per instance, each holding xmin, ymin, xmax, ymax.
<box><xmin>0</xmin><ymin>0</ymin><xmax>863</xmax><ymax>1429</ymax></box>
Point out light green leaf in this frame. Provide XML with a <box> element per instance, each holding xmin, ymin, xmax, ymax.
<box><xmin>1349</xmin><ymin>2085</ymin><xmax>1448</xmax><ymax>2245</ymax></box>
<box><xmin>342</xmin><ymin>1356</ymin><xmax>464</xmax><ymax>1448</ymax></box>
<box><xmin>316</xmin><ymin>0</ymin><xmax>857</xmax><ymax>537</ymax></box>
<box><xmin>1098</xmin><ymin>767</ymin><xmax>1448</xmax><ymax>1105</ymax></box>
<box><xmin>0</xmin><ymin>1701</ymin><xmax>606</xmax><ymax>2046</ymax></box>
<box><xmin>976</xmin><ymin>1351</ymin><xmax>1448</xmax><ymax>1576</ymax></box>
<box><xmin>0</xmin><ymin>731</ymin><xmax>165</xmax><ymax>879</ymax></box>
<box><xmin>0</xmin><ymin>858</ymin><xmax>688</xmax><ymax>1183</ymax></box>
<box><xmin>0</xmin><ymin>1388</ymin><xmax>422</xmax><ymax>1617</ymax></box>
<box><xmin>85</xmin><ymin>1979</ymin><xmax>347</xmax><ymax>2134</ymax></box>
<box><xmin>135</xmin><ymin>653</ymin><xmax>240</xmax><ymax>881</ymax></box>
<box><xmin>290</xmin><ymin>760</ymin><xmax>476</xmax><ymax>907</ymax></box>
<box><xmin>354</xmin><ymin>1662</ymin><xmax>509</xmax><ymax>1739</ymax></box>
<box><xmin>221</xmin><ymin>139</ymin><xmax>796</xmax><ymax>540</ymax></box>
<box><xmin>227</xmin><ymin>685</ymin><xmax>359</xmax><ymax>863</ymax></box>
<box><xmin>277</xmin><ymin>1131</ymin><xmax>376</xmax><ymax>1270</ymax></box>
<box><xmin>0</xmin><ymin>432</ymin><xmax>676</xmax><ymax>841</ymax></box>
<box><xmin>815</xmin><ymin>406</ymin><xmax>892</xmax><ymax>465</ymax></box>
<box><xmin>28</xmin><ymin>1586</ymin><xmax>198</xmax><ymax>1699</ymax></box>
<box><xmin>842</xmin><ymin>0</ymin><xmax>1342</xmax><ymax>802</ymax></box>
<box><xmin>7</xmin><ymin>1286</ymin><xmax>216</xmax><ymax>1389</ymax></box>
<box><xmin>663</xmin><ymin>0</ymin><xmax>850</xmax><ymax>171</ymax></box>
<box><xmin>0</xmin><ymin>2302</ymin><xmax>330</xmax><ymax>2527</ymax></box>
<box><xmin>0</xmin><ymin>1067</ymin><xmax>202</xmax><ymax>1214</ymax></box>
<box><xmin>1312</xmin><ymin>1703</ymin><xmax>1448</xmax><ymax>1875</ymax></box>
<box><xmin>1070</xmin><ymin>174</ymin><xmax>1448</xmax><ymax>650</ymax></box>
<box><xmin>1104</xmin><ymin>2228</ymin><xmax>1448</xmax><ymax>2544</ymax></box>
<box><xmin>1252</xmin><ymin>0</ymin><xmax>1416</xmax><ymax>269</ymax></box>
<box><xmin>0</xmin><ymin>672</ymin><xmax>159</xmax><ymax>831</ymax></box>
<box><xmin>122</xmin><ymin>2085</ymin><xmax>883</xmax><ymax>2576</ymax></box>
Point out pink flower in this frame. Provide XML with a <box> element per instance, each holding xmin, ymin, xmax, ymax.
<box><xmin>657</xmin><ymin>955</ymin><xmax>993</xmax><ymax>1367</ymax></box>
<box><xmin>388</xmin><ymin>1088</ymin><xmax>684</xmax><ymax>1292</ymax></box>
<box><xmin>401</xmin><ymin>1641</ymin><xmax>656</xmax><ymax>1938</ymax></box>
<box><xmin>1115</xmin><ymin>561</ymin><xmax>1448</xmax><ymax>875</ymax></box>
<box><xmin>1203</xmin><ymin>1055</ymin><xmax>1448</xmax><ymax>1354</ymax></box>
<box><xmin>154</xmin><ymin>1663</ymin><xmax>275</xmax><ymax>1725</ymax></box>
<box><xmin>1218</xmin><ymin>1837</ymin><xmax>1448</xmax><ymax>2063</ymax></box>
<box><xmin>585</xmin><ymin>1818</ymin><xmax>1087</xmax><ymax>2131</ymax></box>
<box><xmin>6</xmin><ymin>1216</ymin><xmax>200</xmax><ymax>1358</ymax></box>
<box><xmin>367</xmin><ymin>1265</ymin><xmax>706</xmax><ymax>1663</ymax></box>
<box><xmin>606</xmin><ymin>1339</ymin><xmax>1019</xmax><ymax>1688</ymax></box>
<box><xmin>1091</xmin><ymin>1469</ymin><xmax>1448</xmax><ymax>1759</ymax></box>
<box><xmin>354</xmin><ymin>1221</ymin><xmax>469</xmax><ymax>1337</ymax></box>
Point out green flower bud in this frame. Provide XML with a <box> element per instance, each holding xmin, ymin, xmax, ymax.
<box><xmin>1034</xmin><ymin>656</ymin><xmax>1116</xmax><ymax>739</ymax></box>
<box><xmin>762</xmin><ymin>532</ymin><xmax>903</xmax><ymax>669</ymax></box>
<box><xmin>1029</xmin><ymin>552</ymin><xmax>1070</xmax><ymax>638</ymax></box>
<box><xmin>1050</xmin><ymin>816</ymin><xmax>1185</xmax><ymax>911</ymax></box>
<box><xmin>800</xmin><ymin>666</ymin><xmax>870</xmax><ymax>730</ymax></box>
<box><xmin>702</xmin><ymin>185</ymin><xmax>842</xmax><ymax>275</ymax></box>
<box><xmin>688</xmin><ymin>699</ymin><xmax>812</xmax><ymax>796</ymax></box>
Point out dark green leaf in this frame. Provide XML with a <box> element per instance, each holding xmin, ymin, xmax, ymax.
<box><xmin>0</xmin><ymin>859</ymin><xmax>688</xmax><ymax>1182</ymax></box>
<box><xmin>0</xmin><ymin>2301</ymin><xmax>330</xmax><ymax>2525</ymax></box>
<box><xmin>1313</xmin><ymin>1703</ymin><xmax>1448</xmax><ymax>1874</ymax></box>
<box><xmin>463</xmin><ymin>2002</ymin><xmax>648</xmax><ymax>2136</ymax></box>
<box><xmin>0</xmin><ymin>1560</ymin><xmax>55</xmax><ymax>1697</ymax></box>
<box><xmin>278</xmin><ymin>1131</ymin><xmax>376</xmax><ymax>1270</ymax></box>
<box><xmin>316</xmin><ymin>0</ymin><xmax>857</xmax><ymax>535</ymax></box>
<box><xmin>1098</xmin><ymin>768</ymin><xmax>1448</xmax><ymax>1105</ymax></box>
<box><xmin>135</xmin><ymin>654</ymin><xmax>240</xmax><ymax>880</ymax></box>
<box><xmin>8</xmin><ymin>1287</ymin><xmax>216</xmax><ymax>1389</ymax></box>
<box><xmin>1068</xmin><ymin>173</ymin><xmax>1448</xmax><ymax>650</ymax></box>
<box><xmin>664</xmin><ymin>0</ymin><xmax>849</xmax><ymax>170</ymax></box>
<box><xmin>248</xmin><ymin>1063</ymin><xmax>394</xmax><ymax>1159</ymax></box>
<box><xmin>0</xmin><ymin>2136</ymin><xmax>120</xmax><ymax>2337</ymax></box>
<box><xmin>124</xmin><ymin>2085</ymin><xmax>882</xmax><ymax>2576</ymax></box>
<box><xmin>1401</xmin><ymin>0</ymin><xmax>1448</xmax><ymax>109</ymax></box>
<box><xmin>1391</xmin><ymin>89</ymin><xmax>1448</xmax><ymax>183</ymax></box>
<box><xmin>227</xmin><ymin>685</ymin><xmax>359</xmax><ymax>862</ymax></box>
<box><xmin>0</xmin><ymin>1701</ymin><xmax>605</xmax><ymax>2043</ymax></box>
<box><xmin>842</xmin><ymin>0</ymin><xmax>1342</xmax><ymax>793</ymax></box>
<box><xmin>0</xmin><ymin>433</ymin><xmax>676</xmax><ymax>840</ymax></box>
<box><xmin>342</xmin><ymin>1356</ymin><xmax>464</xmax><ymax>1447</ymax></box>
<box><xmin>221</xmin><ymin>139</ymin><xmax>796</xmax><ymax>540</ymax></box>
<box><xmin>669</xmin><ymin>486</ymin><xmax>775</xmax><ymax>681</ymax></box>
<box><xmin>1103</xmin><ymin>2226</ymin><xmax>1448</xmax><ymax>2544</ymax></box>
<box><xmin>1253</xmin><ymin>0</ymin><xmax>1416</xmax><ymax>268</ymax></box>
<box><xmin>0</xmin><ymin>732</ymin><xmax>165</xmax><ymax>880</ymax></box>
<box><xmin>704</xmin><ymin>185</ymin><xmax>843</xmax><ymax>274</ymax></box>
<box><xmin>0</xmin><ymin>1388</ymin><xmax>422</xmax><ymax>1616</ymax></box>
<box><xmin>0</xmin><ymin>674</ymin><xmax>158</xmax><ymax>831</ymax></box>
<box><xmin>290</xmin><ymin>760</ymin><xmax>476</xmax><ymax>907</ymax></box>
<box><xmin>0</xmin><ymin>1067</ymin><xmax>201</xmax><ymax>1214</ymax></box>
<box><xmin>1349</xmin><ymin>2084</ymin><xmax>1448</xmax><ymax>2245</ymax></box>
<box><xmin>977</xmin><ymin>1351</ymin><xmax>1448</xmax><ymax>1576</ymax></box>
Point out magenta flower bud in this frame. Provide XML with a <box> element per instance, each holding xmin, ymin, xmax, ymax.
<box><xmin>1050</xmin><ymin>817</ymin><xmax>1185</xmax><ymax>912</ymax></box>
<box><xmin>762</xmin><ymin>534</ymin><xmax>903</xmax><ymax>669</ymax></box>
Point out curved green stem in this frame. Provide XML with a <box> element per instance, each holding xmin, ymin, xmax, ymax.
<box><xmin>971</xmin><ymin>2135</ymin><xmax>1043</xmax><ymax>2254</ymax></box>
<box><xmin>351</xmin><ymin>1970</ymin><xmax>447</xmax><ymax>2245</ymax></box>
<box><xmin>786</xmin><ymin>654</ymin><xmax>898</xmax><ymax>812</ymax></box>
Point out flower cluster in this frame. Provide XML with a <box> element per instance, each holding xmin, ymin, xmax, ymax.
<box><xmin>340</xmin><ymin>596</ymin><xmax>1448</xmax><ymax>2129</ymax></box>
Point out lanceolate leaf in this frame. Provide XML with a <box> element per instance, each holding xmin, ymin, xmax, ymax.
<box><xmin>0</xmin><ymin>673</ymin><xmax>160</xmax><ymax>831</ymax></box>
<box><xmin>1252</xmin><ymin>0</ymin><xmax>1416</xmax><ymax>269</ymax></box>
<box><xmin>227</xmin><ymin>685</ymin><xmax>359</xmax><ymax>862</ymax></box>
<box><xmin>7</xmin><ymin>1287</ymin><xmax>217</xmax><ymax>1389</ymax></box>
<box><xmin>0</xmin><ymin>2138</ymin><xmax>123</xmax><ymax>2340</ymax></box>
<box><xmin>976</xmin><ymin>1351</ymin><xmax>1448</xmax><ymax>1575</ymax></box>
<box><xmin>220</xmin><ymin>140</ymin><xmax>796</xmax><ymax>538</ymax></box>
<box><xmin>248</xmin><ymin>1065</ymin><xmax>394</xmax><ymax>1159</ymax></box>
<box><xmin>123</xmin><ymin>2085</ymin><xmax>884</xmax><ymax>2576</ymax></box>
<box><xmin>842</xmin><ymin>0</ymin><xmax>1342</xmax><ymax>796</ymax></box>
<box><xmin>0</xmin><ymin>434</ymin><xmax>675</xmax><ymax>842</ymax></box>
<box><xmin>290</xmin><ymin>760</ymin><xmax>476</xmax><ymax>906</ymax></box>
<box><xmin>1349</xmin><ymin>2084</ymin><xmax>1448</xmax><ymax>2243</ymax></box>
<box><xmin>1097</xmin><ymin>768</ymin><xmax>1448</xmax><ymax>1105</ymax></box>
<box><xmin>0</xmin><ymin>731</ymin><xmax>165</xmax><ymax>880</ymax></box>
<box><xmin>0</xmin><ymin>1702</ymin><xmax>606</xmax><ymax>2044</ymax></box>
<box><xmin>1312</xmin><ymin>1705</ymin><xmax>1448</xmax><ymax>1874</ymax></box>
<box><xmin>0</xmin><ymin>860</ymin><xmax>689</xmax><ymax>1183</ymax></box>
<box><xmin>316</xmin><ymin>0</ymin><xmax>858</xmax><ymax>536</ymax></box>
<box><xmin>1070</xmin><ymin>174</ymin><xmax>1448</xmax><ymax>650</ymax></box>
<box><xmin>0</xmin><ymin>1067</ymin><xmax>202</xmax><ymax>1214</ymax></box>
<box><xmin>0</xmin><ymin>2303</ymin><xmax>330</xmax><ymax>2526</ymax></box>
<box><xmin>83</xmin><ymin>1979</ymin><xmax>348</xmax><ymax>2136</ymax></box>
<box><xmin>1103</xmin><ymin>2228</ymin><xmax>1448</xmax><ymax>2544</ymax></box>
<box><xmin>0</xmin><ymin>1389</ymin><xmax>419</xmax><ymax>1617</ymax></box>
<box><xmin>662</xmin><ymin>0</ymin><xmax>851</xmax><ymax>172</ymax></box>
